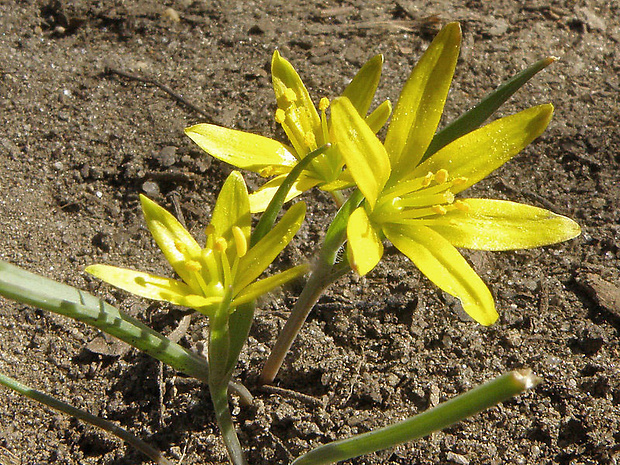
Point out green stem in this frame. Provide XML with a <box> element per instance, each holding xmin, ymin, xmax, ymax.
<box><xmin>259</xmin><ymin>191</ymin><xmax>364</xmax><ymax>385</ymax></box>
<box><xmin>208</xmin><ymin>292</ymin><xmax>247</xmax><ymax>465</ymax></box>
<box><xmin>292</xmin><ymin>370</ymin><xmax>541</xmax><ymax>465</ymax></box>
<box><xmin>0</xmin><ymin>372</ymin><xmax>173</xmax><ymax>465</ymax></box>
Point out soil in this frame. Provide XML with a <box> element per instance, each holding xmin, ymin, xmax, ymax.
<box><xmin>1</xmin><ymin>1</ymin><xmax>619</xmax><ymax>464</ymax></box>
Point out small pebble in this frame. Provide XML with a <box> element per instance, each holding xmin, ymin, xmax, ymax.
<box><xmin>446</xmin><ymin>451</ymin><xmax>469</xmax><ymax>465</ymax></box>
<box><xmin>142</xmin><ymin>180</ymin><xmax>160</xmax><ymax>197</ymax></box>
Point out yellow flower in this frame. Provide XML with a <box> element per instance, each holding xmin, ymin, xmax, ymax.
<box><xmin>185</xmin><ymin>51</ymin><xmax>391</xmax><ymax>213</ymax></box>
<box><xmin>330</xmin><ymin>23</ymin><xmax>581</xmax><ymax>326</ymax></box>
<box><xmin>86</xmin><ymin>171</ymin><xmax>307</xmax><ymax>317</ymax></box>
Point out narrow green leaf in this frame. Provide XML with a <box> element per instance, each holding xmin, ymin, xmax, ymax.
<box><xmin>0</xmin><ymin>372</ymin><xmax>174</xmax><ymax>465</ymax></box>
<box><xmin>292</xmin><ymin>370</ymin><xmax>541</xmax><ymax>465</ymax></box>
<box><xmin>0</xmin><ymin>260</ymin><xmax>211</xmax><ymax>382</ymax></box>
<box><xmin>423</xmin><ymin>57</ymin><xmax>556</xmax><ymax>161</ymax></box>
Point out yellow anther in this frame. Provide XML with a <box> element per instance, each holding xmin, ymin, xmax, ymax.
<box><xmin>185</xmin><ymin>260</ymin><xmax>202</xmax><ymax>272</ymax></box>
<box><xmin>275</xmin><ymin>108</ymin><xmax>286</xmax><ymax>124</ymax></box>
<box><xmin>454</xmin><ymin>200</ymin><xmax>470</xmax><ymax>212</ymax></box>
<box><xmin>304</xmin><ymin>131</ymin><xmax>317</xmax><ymax>149</ymax></box>
<box><xmin>232</xmin><ymin>226</ymin><xmax>248</xmax><ymax>257</ymax></box>
<box><xmin>434</xmin><ymin>169</ymin><xmax>449</xmax><ymax>184</ymax></box>
<box><xmin>432</xmin><ymin>205</ymin><xmax>448</xmax><ymax>215</ymax></box>
<box><xmin>443</xmin><ymin>191</ymin><xmax>455</xmax><ymax>204</ymax></box>
<box><xmin>422</xmin><ymin>172</ymin><xmax>434</xmax><ymax>187</ymax></box>
<box><xmin>259</xmin><ymin>166</ymin><xmax>278</xmax><ymax>178</ymax></box>
<box><xmin>451</xmin><ymin>177</ymin><xmax>468</xmax><ymax>186</ymax></box>
<box><xmin>174</xmin><ymin>239</ymin><xmax>187</xmax><ymax>254</ymax></box>
<box><xmin>283</xmin><ymin>88</ymin><xmax>297</xmax><ymax>104</ymax></box>
<box><xmin>319</xmin><ymin>97</ymin><xmax>330</xmax><ymax>112</ymax></box>
<box><xmin>214</xmin><ymin>237</ymin><xmax>228</xmax><ymax>252</ymax></box>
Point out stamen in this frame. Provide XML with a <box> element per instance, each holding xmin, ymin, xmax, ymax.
<box><xmin>205</xmin><ymin>224</ymin><xmax>216</xmax><ymax>249</ymax></box>
<box><xmin>452</xmin><ymin>176</ymin><xmax>468</xmax><ymax>186</ymax></box>
<box><xmin>275</xmin><ymin>108</ymin><xmax>286</xmax><ymax>124</ymax></box>
<box><xmin>432</xmin><ymin>205</ymin><xmax>448</xmax><ymax>215</ymax></box>
<box><xmin>259</xmin><ymin>166</ymin><xmax>278</xmax><ymax>177</ymax></box>
<box><xmin>422</xmin><ymin>172</ymin><xmax>434</xmax><ymax>187</ymax></box>
<box><xmin>454</xmin><ymin>200</ymin><xmax>470</xmax><ymax>212</ymax></box>
<box><xmin>319</xmin><ymin>97</ymin><xmax>329</xmax><ymax>112</ymax></box>
<box><xmin>215</xmin><ymin>237</ymin><xmax>228</xmax><ymax>252</ymax></box>
<box><xmin>283</xmin><ymin>88</ymin><xmax>297</xmax><ymax>104</ymax></box>
<box><xmin>304</xmin><ymin>131</ymin><xmax>317</xmax><ymax>150</ymax></box>
<box><xmin>174</xmin><ymin>240</ymin><xmax>187</xmax><ymax>255</ymax></box>
<box><xmin>185</xmin><ymin>260</ymin><xmax>202</xmax><ymax>272</ymax></box>
<box><xmin>434</xmin><ymin>169</ymin><xmax>448</xmax><ymax>184</ymax></box>
<box><xmin>398</xmin><ymin>190</ymin><xmax>454</xmax><ymax>208</ymax></box>
<box><xmin>201</xmin><ymin>248</ymin><xmax>219</xmax><ymax>282</ymax></box>
<box><xmin>232</xmin><ymin>226</ymin><xmax>248</xmax><ymax>257</ymax></box>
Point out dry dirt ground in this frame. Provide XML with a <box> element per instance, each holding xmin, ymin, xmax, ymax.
<box><xmin>1</xmin><ymin>1</ymin><xmax>619</xmax><ymax>464</ymax></box>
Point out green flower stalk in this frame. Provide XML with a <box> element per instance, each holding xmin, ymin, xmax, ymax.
<box><xmin>185</xmin><ymin>51</ymin><xmax>391</xmax><ymax>212</ymax></box>
<box><xmin>331</xmin><ymin>22</ymin><xmax>580</xmax><ymax>326</ymax></box>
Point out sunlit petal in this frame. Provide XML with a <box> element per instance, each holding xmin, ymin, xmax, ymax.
<box><xmin>346</xmin><ymin>207</ymin><xmax>384</xmax><ymax>275</ymax></box>
<box><xmin>421</xmin><ymin>199</ymin><xmax>581</xmax><ymax>250</ymax></box>
<box><xmin>185</xmin><ymin>124</ymin><xmax>298</xmax><ymax>172</ymax></box>
<box><xmin>248</xmin><ymin>174</ymin><xmax>321</xmax><ymax>213</ymax></box>
<box><xmin>236</xmin><ymin>201</ymin><xmax>306</xmax><ymax>291</ymax></box>
<box><xmin>365</xmin><ymin>100</ymin><xmax>392</xmax><ymax>134</ymax></box>
<box><xmin>342</xmin><ymin>54</ymin><xmax>384</xmax><ymax>116</ymax></box>
<box><xmin>140</xmin><ymin>195</ymin><xmax>202</xmax><ymax>284</ymax></box>
<box><xmin>411</xmin><ymin>105</ymin><xmax>553</xmax><ymax>194</ymax></box>
<box><xmin>272</xmin><ymin>51</ymin><xmax>322</xmax><ymax>155</ymax></box>
<box><xmin>385</xmin><ymin>22</ymin><xmax>461</xmax><ymax>177</ymax></box>
<box><xmin>383</xmin><ymin>223</ymin><xmax>497</xmax><ymax>326</ymax></box>
<box><xmin>331</xmin><ymin>96</ymin><xmax>390</xmax><ymax>209</ymax></box>
<box><xmin>85</xmin><ymin>264</ymin><xmax>218</xmax><ymax>308</ymax></box>
<box><xmin>232</xmin><ymin>264</ymin><xmax>309</xmax><ymax>307</ymax></box>
<box><xmin>211</xmin><ymin>171</ymin><xmax>251</xmax><ymax>250</ymax></box>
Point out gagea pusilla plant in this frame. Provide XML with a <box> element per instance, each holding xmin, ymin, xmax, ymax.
<box><xmin>0</xmin><ymin>21</ymin><xmax>579</xmax><ymax>465</ymax></box>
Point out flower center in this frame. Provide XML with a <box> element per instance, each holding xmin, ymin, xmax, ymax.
<box><xmin>373</xmin><ymin>169</ymin><xmax>469</xmax><ymax>223</ymax></box>
<box><xmin>179</xmin><ymin>225</ymin><xmax>249</xmax><ymax>300</ymax></box>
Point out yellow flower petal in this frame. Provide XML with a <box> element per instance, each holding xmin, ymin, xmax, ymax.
<box><xmin>140</xmin><ymin>195</ymin><xmax>202</xmax><ymax>284</ymax></box>
<box><xmin>422</xmin><ymin>198</ymin><xmax>581</xmax><ymax>250</ymax></box>
<box><xmin>365</xmin><ymin>99</ymin><xmax>392</xmax><ymax>134</ymax></box>
<box><xmin>235</xmin><ymin>201</ymin><xmax>306</xmax><ymax>292</ymax></box>
<box><xmin>331</xmin><ymin>96</ymin><xmax>390</xmax><ymax>209</ymax></box>
<box><xmin>232</xmin><ymin>264</ymin><xmax>309</xmax><ymax>307</ymax></box>
<box><xmin>347</xmin><ymin>206</ymin><xmax>384</xmax><ymax>275</ymax></box>
<box><xmin>210</xmin><ymin>171</ymin><xmax>251</xmax><ymax>256</ymax></box>
<box><xmin>411</xmin><ymin>104</ymin><xmax>554</xmax><ymax>194</ymax></box>
<box><xmin>385</xmin><ymin>22</ymin><xmax>461</xmax><ymax>178</ymax></box>
<box><xmin>272</xmin><ymin>50</ymin><xmax>322</xmax><ymax>156</ymax></box>
<box><xmin>383</xmin><ymin>223</ymin><xmax>497</xmax><ymax>326</ymax></box>
<box><xmin>248</xmin><ymin>174</ymin><xmax>322</xmax><ymax>213</ymax></box>
<box><xmin>342</xmin><ymin>54</ymin><xmax>384</xmax><ymax>116</ymax></box>
<box><xmin>85</xmin><ymin>264</ymin><xmax>219</xmax><ymax>309</ymax></box>
<box><xmin>185</xmin><ymin>123</ymin><xmax>298</xmax><ymax>172</ymax></box>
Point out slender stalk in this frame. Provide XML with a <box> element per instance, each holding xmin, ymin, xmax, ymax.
<box><xmin>208</xmin><ymin>292</ymin><xmax>247</xmax><ymax>465</ymax></box>
<box><xmin>292</xmin><ymin>370</ymin><xmax>541</xmax><ymax>465</ymax></box>
<box><xmin>0</xmin><ymin>372</ymin><xmax>173</xmax><ymax>465</ymax></box>
<box><xmin>259</xmin><ymin>191</ymin><xmax>364</xmax><ymax>385</ymax></box>
<box><xmin>259</xmin><ymin>259</ymin><xmax>338</xmax><ymax>385</ymax></box>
